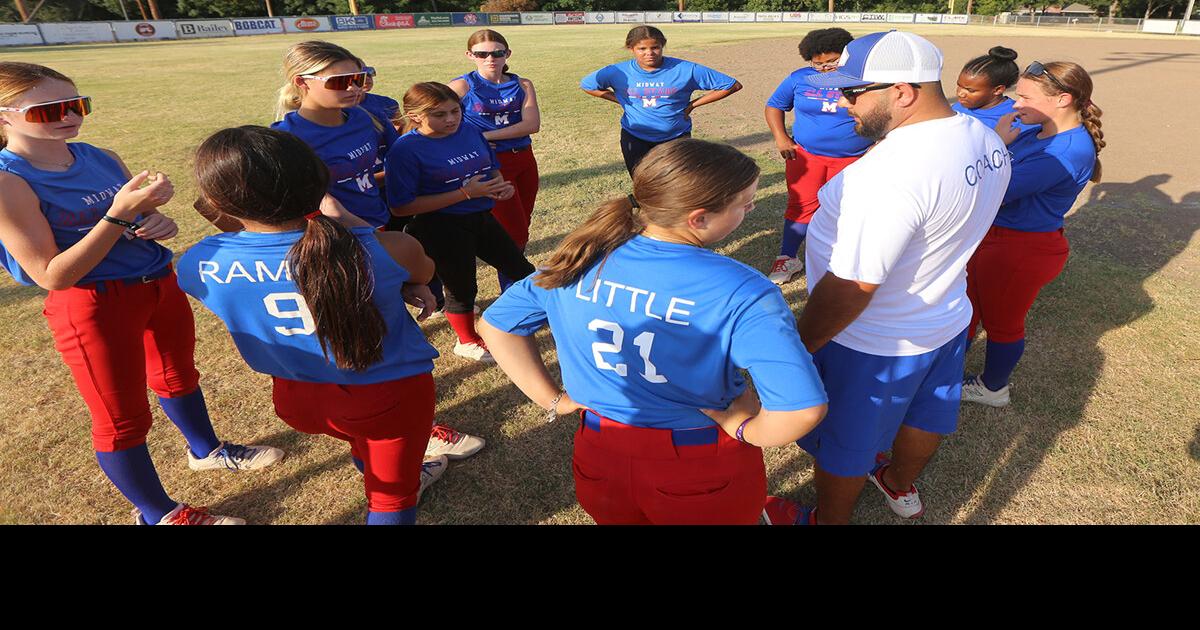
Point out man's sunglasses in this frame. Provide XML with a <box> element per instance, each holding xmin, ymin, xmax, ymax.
<box><xmin>470</xmin><ymin>50</ymin><xmax>510</xmax><ymax>59</ymax></box>
<box><xmin>1024</xmin><ymin>61</ymin><xmax>1069</xmax><ymax>94</ymax></box>
<box><xmin>300</xmin><ymin>71</ymin><xmax>368</xmax><ymax>90</ymax></box>
<box><xmin>0</xmin><ymin>96</ymin><xmax>92</xmax><ymax>123</ymax></box>
<box><xmin>840</xmin><ymin>83</ymin><xmax>921</xmax><ymax>102</ymax></box>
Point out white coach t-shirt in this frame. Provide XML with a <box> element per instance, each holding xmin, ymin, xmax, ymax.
<box><xmin>806</xmin><ymin>113</ymin><xmax>1011</xmax><ymax>357</ymax></box>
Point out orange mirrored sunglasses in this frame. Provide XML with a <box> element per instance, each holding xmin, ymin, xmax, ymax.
<box><xmin>0</xmin><ymin>96</ymin><xmax>92</xmax><ymax>123</ymax></box>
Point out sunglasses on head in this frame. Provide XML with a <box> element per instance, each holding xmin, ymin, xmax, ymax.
<box><xmin>470</xmin><ymin>50</ymin><xmax>509</xmax><ymax>59</ymax></box>
<box><xmin>840</xmin><ymin>83</ymin><xmax>922</xmax><ymax>102</ymax></box>
<box><xmin>1024</xmin><ymin>61</ymin><xmax>1069</xmax><ymax>93</ymax></box>
<box><xmin>0</xmin><ymin>96</ymin><xmax>92</xmax><ymax>123</ymax></box>
<box><xmin>300</xmin><ymin>71</ymin><xmax>367</xmax><ymax>91</ymax></box>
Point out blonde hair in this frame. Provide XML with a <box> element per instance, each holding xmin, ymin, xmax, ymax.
<box><xmin>1024</xmin><ymin>61</ymin><xmax>1105</xmax><ymax>183</ymax></box>
<box><xmin>536</xmin><ymin>139</ymin><xmax>760</xmax><ymax>289</ymax></box>
<box><xmin>276</xmin><ymin>40</ymin><xmax>360</xmax><ymax>120</ymax></box>
<box><xmin>400</xmin><ymin>82</ymin><xmax>460</xmax><ymax>134</ymax></box>
<box><xmin>0</xmin><ymin>62</ymin><xmax>75</xmax><ymax>149</ymax></box>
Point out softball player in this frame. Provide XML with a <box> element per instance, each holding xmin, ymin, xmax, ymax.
<box><xmin>357</xmin><ymin>65</ymin><xmax>401</xmax><ymax>127</ymax></box>
<box><xmin>449</xmin><ymin>29</ymin><xmax>541</xmax><ymax>292</ymax></box>
<box><xmin>0</xmin><ymin>62</ymin><xmax>281</xmax><ymax>526</ymax></box>
<box><xmin>963</xmin><ymin>61</ymin><xmax>1105</xmax><ymax>407</ymax></box>
<box><xmin>386</xmin><ymin>82</ymin><xmax>534</xmax><ymax>364</ymax></box>
<box><xmin>952</xmin><ymin>46</ymin><xmax>1024</xmax><ymax>130</ymax></box>
<box><xmin>179</xmin><ymin>127</ymin><xmax>448</xmax><ymax>525</ymax></box>
<box><xmin>479</xmin><ymin>139</ymin><xmax>828</xmax><ymax>525</ymax></box>
<box><xmin>764</xmin><ymin>28</ymin><xmax>872</xmax><ymax>286</ymax></box>
<box><xmin>580</xmin><ymin>25</ymin><xmax>742</xmax><ymax>176</ymax></box>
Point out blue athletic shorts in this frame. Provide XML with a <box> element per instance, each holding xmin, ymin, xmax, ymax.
<box><xmin>796</xmin><ymin>329</ymin><xmax>968</xmax><ymax>477</ymax></box>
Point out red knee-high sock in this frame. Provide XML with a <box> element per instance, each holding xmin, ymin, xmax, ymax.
<box><xmin>445</xmin><ymin>312</ymin><xmax>480</xmax><ymax>344</ymax></box>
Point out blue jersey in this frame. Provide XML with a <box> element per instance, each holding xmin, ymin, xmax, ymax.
<box><xmin>271</xmin><ymin>107</ymin><xmax>399</xmax><ymax>228</ymax></box>
<box><xmin>360</xmin><ymin>93</ymin><xmax>400</xmax><ymax>127</ymax></box>
<box><xmin>580</xmin><ymin>58</ymin><xmax>737</xmax><ymax>143</ymax></box>
<box><xmin>766</xmin><ymin>67</ymin><xmax>872</xmax><ymax>158</ymax></box>
<box><xmin>177</xmin><ymin>228</ymin><xmax>438</xmax><ymax>385</ymax></box>
<box><xmin>952</xmin><ymin>98</ymin><xmax>1036</xmax><ymax>135</ymax></box>
<box><xmin>483</xmin><ymin>235</ymin><xmax>827</xmax><ymax>430</ymax></box>
<box><xmin>0</xmin><ymin>143</ymin><xmax>171</xmax><ymax>286</ymax></box>
<box><xmin>384</xmin><ymin>124</ymin><xmax>498</xmax><ymax>216</ymax></box>
<box><xmin>458</xmin><ymin>71</ymin><xmax>531</xmax><ymax>153</ymax></box>
<box><xmin>996</xmin><ymin>126</ymin><xmax>1095</xmax><ymax>232</ymax></box>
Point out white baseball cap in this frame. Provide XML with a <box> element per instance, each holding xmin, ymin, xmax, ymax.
<box><xmin>806</xmin><ymin>30</ymin><xmax>944</xmax><ymax>89</ymax></box>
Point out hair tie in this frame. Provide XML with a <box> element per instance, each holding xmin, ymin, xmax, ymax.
<box><xmin>304</xmin><ymin>210</ymin><xmax>322</xmax><ymax>221</ymax></box>
<box><xmin>627</xmin><ymin>194</ymin><xmax>640</xmax><ymax>209</ymax></box>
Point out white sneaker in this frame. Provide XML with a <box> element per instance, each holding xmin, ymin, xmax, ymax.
<box><xmin>453</xmin><ymin>340</ymin><xmax>495</xmax><ymax>363</ymax></box>
<box><xmin>866</xmin><ymin>458</ymin><xmax>925</xmax><ymax>519</ymax></box>
<box><xmin>419</xmin><ymin>455</ymin><xmax>448</xmax><ymax>500</ymax></box>
<box><xmin>961</xmin><ymin>375</ymin><xmax>1011</xmax><ymax>408</ymax></box>
<box><xmin>426</xmin><ymin>424</ymin><xmax>486</xmax><ymax>460</ymax></box>
<box><xmin>767</xmin><ymin>255</ymin><xmax>804</xmax><ymax>285</ymax></box>
<box><xmin>427</xmin><ymin>304</ymin><xmax>480</xmax><ymax>320</ymax></box>
<box><xmin>188</xmin><ymin>441</ymin><xmax>285</xmax><ymax>471</ymax></box>
<box><xmin>133</xmin><ymin>503</ymin><xmax>245</xmax><ymax>525</ymax></box>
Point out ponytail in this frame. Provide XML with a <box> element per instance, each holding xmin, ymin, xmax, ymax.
<box><xmin>1022</xmin><ymin>61</ymin><xmax>1105</xmax><ymax>183</ymax></box>
<box><xmin>276</xmin><ymin>41</ymin><xmax>359</xmax><ymax>121</ymax></box>
<box><xmin>535</xmin><ymin>197</ymin><xmax>641</xmax><ymax>290</ymax></box>
<box><xmin>0</xmin><ymin>62</ymin><xmax>76</xmax><ymax>150</ymax></box>
<box><xmin>1080</xmin><ymin>101</ymin><xmax>1105</xmax><ymax>183</ymax></box>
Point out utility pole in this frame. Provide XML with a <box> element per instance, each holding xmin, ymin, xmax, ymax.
<box><xmin>828</xmin><ymin>0</ymin><xmax>834</xmax><ymax>12</ymax></box>
<box><xmin>13</xmin><ymin>0</ymin><xmax>28</xmax><ymax>22</ymax></box>
<box><xmin>116</xmin><ymin>0</ymin><xmax>129</xmax><ymax>20</ymax></box>
<box><xmin>265</xmin><ymin>0</ymin><xmax>274</xmax><ymax>16</ymax></box>
<box><xmin>134</xmin><ymin>0</ymin><xmax>148</xmax><ymax>19</ymax></box>
<box><xmin>348</xmin><ymin>0</ymin><xmax>359</xmax><ymax>15</ymax></box>
<box><xmin>146</xmin><ymin>0</ymin><xmax>160</xmax><ymax>19</ymax></box>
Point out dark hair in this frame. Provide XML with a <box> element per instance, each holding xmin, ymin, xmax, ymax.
<box><xmin>798</xmin><ymin>28</ymin><xmax>853</xmax><ymax>60</ymax></box>
<box><xmin>468</xmin><ymin>29</ymin><xmax>511</xmax><ymax>74</ymax></box>
<box><xmin>194</xmin><ymin>126</ymin><xmax>387</xmax><ymax>371</ymax></box>
<box><xmin>1022</xmin><ymin>61</ymin><xmax>1105</xmax><ymax>183</ymax></box>
<box><xmin>961</xmin><ymin>46</ymin><xmax>1020</xmax><ymax>90</ymax></box>
<box><xmin>625</xmin><ymin>25</ymin><xmax>666</xmax><ymax>48</ymax></box>
<box><xmin>536</xmin><ymin>139</ymin><xmax>760</xmax><ymax>289</ymax></box>
<box><xmin>401</xmin><ymin>81</ymin><xmax>461</xmax><ymax>134</ymax></box>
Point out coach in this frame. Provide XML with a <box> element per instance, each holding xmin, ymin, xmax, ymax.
<box><xmin>763</xmin><ymin>31</ymin><xmax>1012</xmax><ymax>525</ymax></box>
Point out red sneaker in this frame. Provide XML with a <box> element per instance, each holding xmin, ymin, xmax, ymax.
<box><xmin>762</xmin><ymin>496</ymin><xmax>816</xmax><ymax>525</ymax></box>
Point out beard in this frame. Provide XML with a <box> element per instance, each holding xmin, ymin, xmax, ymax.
<box><xmin>853</xmin><ymin>98</ymin><xmax>894</xmax><ymax>141</ymax></box>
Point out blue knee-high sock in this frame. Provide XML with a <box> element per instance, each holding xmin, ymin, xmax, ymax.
<box><xmin>779</xmin><ymin>219</ymin><xmax>808</xmax><ymax>258</ymax></box>
<box><xmin>366</xmin><ymin>507</ymin><xmax>417</xmax><ymax>526</ymax></box>
<box><xmin>352</xmin><ymin>456</ymin><xmax>365</xmax><ymax>474</ymax></box>
<box><xmin>981</xmin><ymin>339</ymin><xmax>1025</xmax><ymax>391</ymax></box>
<box><xmin>95</xmin><ymin>444</ymin><xmax>177</xmax><ymax>524</ymax></box>
<box><xmin>159</xmin><ymin>388</ymin><xmax>221</xmax><ymax>458</ymax></box>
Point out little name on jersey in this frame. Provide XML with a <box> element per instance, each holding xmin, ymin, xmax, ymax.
<box><xmin>574</xmin><ymin>278</ymin><xmax>696</xmax><ymax>327</ymax></box>
<box><xmin>81</xmin><ymin>184</ymin><xmax>121</xmax><ymax>207</ymax></box>
<box><xmin>346</xmin><ymin>141</ymin><xmax>375</xmax><ymax>161</ymax></box>
<box><xmin>447</xmin><ymin>151</ymin><xmax>481</xmax><ymax>166</ymax></box>
<box><xmin>196</xmin><ymin>258</ymin><xmax>292</xmax><ymax>285</ymax></box>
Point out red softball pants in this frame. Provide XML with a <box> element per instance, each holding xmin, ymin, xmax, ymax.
<box><xmin>489</xmin><ymin>147</ymin><xmax>539</xmax><ymax>250</ymax></box>
<box><xmin>967</xmin><ymin>225</ymin><xmax>1070</xmax><ymax>343</ymax></box>
<box><xmin>784</xmin><ymin>145</ymin><xmax>859</xmax><ymax>223</ymax></box>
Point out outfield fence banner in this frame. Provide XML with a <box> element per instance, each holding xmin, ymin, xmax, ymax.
<box><xmin>732</xmin><ymin>12</ymin><xmax>759</xmax><ymax>22</ymax></box>
<box><xmin>415</xmin><ymin>13</ymin><xmax>452</xmax><ymax>27</ymax></box>
<box><xmin>1183</xmin><ymin>20</ymin><xmax>1200</xmax><ymax>35</ymax></box>
<box><xmin>915</xmin><ymin>13</ymin><xmax>944</xmax><ymax>24</ymax></box>
<box><xmin>489</xmin><ymin>12</ymin><xmax>522</xmax><ymax>25</ymax></box>
<box><xmin>233</xmin><ymin>17</ymin><xmax>285</xmax><ymax>35</ymax></box>
<box><xmin>374</xmin><ymin>14</ymin><xmax>415</xmax><ymax>29</ymax></box>
<box><xmin>617</xmin><ymin>12</ymin><xmax>645</xmax><ymax>23</ymax></box>
<box><xmin>861</xmin><ymin>12</ymin><xmax>888</xmax><ymax>23</ymax></box>
<box><xmin>808</xmin><ymin>12</ymin><xmax>834</xmax><ymax>22</ymax></box>
<box><xmin>38</xmin><ymin>21</ymin><xmax>115</xmax><ymax>44</ymax></box>
<box><xmin>835</xmin><ymin>12</ymin><xmax>862</xmax><ymax>22</ymax></box>
<box><xmin>452</xmin><ymin>12</ymin><xmax>488</xmax><ymax>26</ymax></box>
<box><xmin>944</xmin><ymin>14</ymin><xmax>969</xmax><ymax>24</ymax></box>
<box><xmin>176</xmin><ymin>19</ymin><xmax>235</xmax><ymax>38</ymax></box>
<box><xmin>703</xmin><ymin>12</ymin><xmax>729</xmax><ymax>22</ymax></box>
<box><xmin>755</xmin><ymin>12</ymin><xmax>783</xmax><ymax>22</ymax></box>
<box><xmin>1141</xmin><ymin>19</ymin><xmax>1178</xmax><ymax>33</ymax></box>
<box><xmin>887</xmin><ymin>13</ymin><xmax>915</xmax><ymax>23</ymax></box>
<box><xmin>673</xmin><ymin>12</ymin><xmax>703</xmax><ymax>22</ymax></box>
<box><xmin>520</xmin><ymin>12</ymin><xmax>554</xmax><ymax>25</ymax></box>
<box><xmin>782</xmin><ymin>12</ymin><xmax>809</xmax><ymax>22</ymax></box>
<box><xmin>555</xmin><ymin>12</ymin><xmax>585</xmax><ymax>25</ymax></box>
<box><xmin>283</xmin><ymin>16</ymin><xmax>332</xmax><ymax>33</ymax></box>
<box><xmin>0</xmin><ymin>23</ymin><xmax>43</xmax><ymax>46</ymax></box>
<box><xmin>113</xmin><ymin>20</ymin><xmax>177</xmax><ymax>41</ymax></box>
<box><xmin>645</xmin><ymin>12</ymin><xmax>674</xmax><ymax>23</ymax></box>
<box><xmin>585</xmin><ymin>12</ymin><xmax>616</xmax><ymax>24</ymax></box>
<box><xmin>331</xmin><ymin>15</ymin><xmax>373</xmax><ymax>30</ymax></box>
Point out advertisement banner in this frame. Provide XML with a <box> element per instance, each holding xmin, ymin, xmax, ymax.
<box><xmin>283</xmin><ymin>16</ymin><xmax>332</xmax><ymax>33</ymax></box>
<box><xmin>644</xmin><ymin>12</ymin><xmax>674</xmax><ymax>23</ymax></box>
<box><xmin>374</xmin><ymin>14</ymin><xmax>415</xmax><ymax>29</ymax></box>
<box><xmin>808</xmin><ymin>12</ymin><xmax>834</xmax><ymax>22</ymax></box>
<box><xmin>617</xmin><ymin>12</ymin><xmax>645</xmax><ymax>23</ymax></box>
<box><xmin>233</xmin><ymin>17</ymin><xmax>285</xmax><ymax>35</ymax></box>
<box><xmin>38</xmin><ymin>22</ymin><xmax>115</xmax><ymax>44</ymax></box>
<box><xmin>861</xmin><ymin>12</ymin><xmax>887</xmax><ymax>22</ymax></box>
<box><xmin>702</xmin><ymin>12</ymin><xmax>729</xmax><ymax>22</ymax></box>
<box><xmin>673</xmin><ymin>12</ymin><xmax>702</xmax><ymax>22</ymax></box>
<box><xmin>414</xmin><ymin>13</ymin><xmax>452</xmax><ymax>27</ymax></box>
<box><xmin>452</xmin><ymin>12</ymin><xmax>488</xmax><ymax>26</ymax></box>
<box><xmin>943</xmin><ymin>14</ymin><xmax>969</xmax><ymax>24</ymax></box>
<box><xmin>585</xmin><ymin>12</ymin><xmax>616</xmax><ymax>23</ymax></box>
<box><xmin>177</xmin><ymin>19</ymin><xmax>235</xmax><ymax>38</ymax></box>
<box><xmin>489</xmin><ymin>12</ymin><xmax>522</xmax><ymax>25</ymax></box>
<box><xmin>887</xmin><ymin>13</ymin><xmax>915</xmax><ymax>23</ymax></box>
<box><xmin>782</xmin><ymin>12</ymin><xmax>809</xmax><ymax>22</ymax></box>
<box><xmin>331</xmin><ymin>15</ymin><xmax>373</xmax><ymax>30</ymax></box>
<box><xmin>834</xmin><ymin>12</ymin><xmax>861</xmax><ymax>22</ymax></box>
<box><xmin>755</xmin><ymin>12</ymin><xmax>783</xmax><ymax>22</ymax></box>
<box><xmin>113</xmin><ymin>20</ymin><xmax>176</xmax><ymax>41</ymax></box>
<box><xmin>555</xmin><ymin>12</ymin><xmax>585</xmax><ymax>24</ymax></box>
<box><xmin>914</xmin><ymin>13</ymin><xmax>943</xmax><ymax>23</ymax></box>
<box><xmin>731</xmin><ymin>12</ymin><xmax>758</xmax><ymax>22</ymax></box>
<box><xmin>1183</xmin><ymin>20</ymin><xmax>1200</xmax><ymax>34</ymax></box>
<box><xmin>0</xmin><ymin>23</ymin><xmax>43</xmax><ymax>46</ymax></box>
<box><xmin>1141</xmin><ymin>19</ymin><xmax>1178</xmax><ymax>33</ymax></box>
<box><xmin>520</xmin><ymin>12</ymin><xmax>554</xmax><ymax>25</ymax></box>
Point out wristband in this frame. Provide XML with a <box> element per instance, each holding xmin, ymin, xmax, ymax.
<box><xmin>460</xmin><ymin>187</ymin><xmax>472</xmax><ymax>201</ymax></box>
<box><xmin>735</xmin><ymin>417</ymin><xmax>753</xmax><ymax>443</ymax></box>
<box><xmin>546</xmin><ymin>391</ymin><xmax>564</xmax><ymax>424</ymax></box>
<box><xmin>101</xmin><ymin>215</ymin><xmax>140</xmax><ymax>231</ymax></box>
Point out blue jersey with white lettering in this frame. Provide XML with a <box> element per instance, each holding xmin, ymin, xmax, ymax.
<box><xmin>483</xmin><ymin>235</ymin><xmax>827</xmax><ymax>430</ymax></box>
<box><xmin>580</xmin><ymin>58</ymin><xmax>737</xmax><ymax>143</ymax></box>
<box><xmin>271</xmin><ymin>107</ymin><xmax>399</xmax><ymax>228</ymax></box>
<box><xmin>766</xmin><ymin>67</ymin><xmax>871</xmax><ymax>158</ymax></box>
<box><xmin>176</xmin><ymin>228</ymin><xmax>438</xmax><ymax>384</ymax></box>
<box><xmin>384</xmin><ymin>124</ymin><xmax>498</xmax><ymax>215</ymax></box>
<box><xmin>360</xmin><ymin>93</ymin><xmax>400</xmax><ymax>128</ymax></box>
<box><xmin>996</xmin><ymin>126</ymin><xmax>1095</xmax><ymax>232</ymax></box>
<box><xmin>458</xmin><ymin>71</ymin><xmax>531</xmax><ymax>153</ymax></box>
<box><xmin>0</xmin><ymin>143</ymin><xmax>171</xmax><ymax>286</ymax></box>
<box><xmin>951</xmin><ymin>97</ymin><xmax>1040</xmax><ymax>135</ymax></box>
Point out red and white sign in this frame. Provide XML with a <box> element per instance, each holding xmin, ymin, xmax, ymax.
<box><xmin>375</xmin><ymin>14</ymin><xmax>415</xmax><ymax>29</ymax></box>
<box><xmin>283</xmin><ymin>16</ymin><xmax>333</xmax><ymax>32</ymax></box>
<box><xmin>113</xmin><ymin>20</ymin><xmax>177</xmax><ymax>41</ymax></box>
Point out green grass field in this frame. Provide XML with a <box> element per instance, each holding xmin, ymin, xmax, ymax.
<box><xmin>1</xmin><ymin>23</ymin><xmax>1197</xmax><ymax>524</ymax></box>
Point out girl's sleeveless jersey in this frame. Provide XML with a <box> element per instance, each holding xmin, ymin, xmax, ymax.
<box><xmin>457</xmin><ymin>71</ymin><xmax>531</xmax><ymax>152</ymax></box>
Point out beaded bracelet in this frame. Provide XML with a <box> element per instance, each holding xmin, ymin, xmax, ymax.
<box><xmin>735</xmin><ymin>417</ymin><xmax>753</xmax><ymax>444</ymax></box>
<box><xmin>546</xmin><ymin>391</ymin><xmax>564</xmax><ymax>424</ymax></box>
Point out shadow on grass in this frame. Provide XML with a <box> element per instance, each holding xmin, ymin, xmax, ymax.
<box><xmin>0</xmin><ymin>283</ymin><xmax>45</xmax><ymax>309</ymax></box>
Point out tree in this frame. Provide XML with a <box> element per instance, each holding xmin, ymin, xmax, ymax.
<box><xmin>480</xmin><ymin>0</ymin><xmax>539</xmax><ymax>10</ymax></box>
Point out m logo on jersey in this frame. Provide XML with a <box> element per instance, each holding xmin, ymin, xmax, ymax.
<box><xmin>641</xmin><ymin>97</ymin><xmax>657</xmax><ymax>108</ymax></box>
<box><xmin>493</xmin><ymin>113</ymin><xmax>510</xmax><ymax>125</ymax></box>
<box><xmin>355</xmin><ymin>172</ymin><xmax>374</xmax><ymax>192</ymax></box>
<box><xmin>821</xmin><ymin>101</ymin><xmax>838</xmax><ymax>113</ymax></box>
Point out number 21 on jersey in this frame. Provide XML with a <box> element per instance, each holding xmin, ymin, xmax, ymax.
<box><xmin>588</xmin><ymin>319</ymin><xmax>667</xmax><ymax>384</ymax></box>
